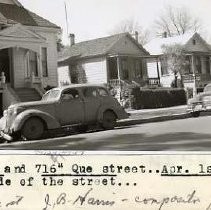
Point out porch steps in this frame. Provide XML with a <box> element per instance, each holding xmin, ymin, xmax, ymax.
<box><xmin>14</xmin><ymin>88</ymin><xmax>42</xmax><ymax>102</ymax></box>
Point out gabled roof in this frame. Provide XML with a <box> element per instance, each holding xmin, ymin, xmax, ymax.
<box><xmin>0</xmin><ymin>3</ymin><xmax>60</xmax><ymax>29</ymax></box>
<box><xmin>144</xmin><ymin>32</ymin><xmax>210</xmax><ymax>55</ymax></box>
<box><xmin>0</xmin><ymin>23</ymin><xmax>46</xmax><ymax>41</ymax></box>
<box><xmin>59</xmin><ymin>33</ymin><xmax>149</xmax><ymax>62</ymax></box>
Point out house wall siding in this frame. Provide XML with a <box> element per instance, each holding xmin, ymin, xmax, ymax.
<box><xmin>34</xmin><ymin>30</ymin><xmax>58</xmax><ymax>88</ymax></box>
<box><xmin>109</xmin><ymin>36</ymin><xmax>147</xmax><ymax>55</ymax></box>
<box><xmin>10</xmin><ymin>29</ymin><xmax>58</xmax><ymax>88</ymax></box>
<box><xmin>75</xmin><ymin>57</ymin><xmax>107</xmax><ymax>84</ymax></box>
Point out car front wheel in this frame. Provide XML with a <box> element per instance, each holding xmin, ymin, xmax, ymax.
<box><xmin>101</xmin><ymin>111</ymin><xmax>117</xmax><ymax>130</ymax></box>
<box><xmin>21</xmin><ymin>117</ymin><xmax>45</xmax><ymax>140</ymax></box>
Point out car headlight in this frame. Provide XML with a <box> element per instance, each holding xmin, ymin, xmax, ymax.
<box><xmin>7</xmin><ymin>107</ymin><xmax>24</xmax><ymax>116</ymax></box>
<box><xmin>3</xmin><ymin>110</ymin><xmax>8</xmax><ymax>117</ymax></box>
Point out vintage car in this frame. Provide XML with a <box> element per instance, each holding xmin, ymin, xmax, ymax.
<box><xmin>0</xmin><ymin>84</ymin><xmax>129</xmax><ymax>141</ymax></box>
<box><xmin>187</xmin><ymin>83</ymin><xmax>211</xmax><ymax>117</ymax></box>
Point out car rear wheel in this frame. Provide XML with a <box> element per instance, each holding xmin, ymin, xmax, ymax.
<box><xmin>101</xmin><ymin>110</ymin><xmax>117</xmax><ymax>130</ymax></box>
<box><xmin>191</xmin><ymin>111</ymin><xmax>200</xmax><ymax>118</ymax></box>
<box><xmin>21</xmin><ymin>117</ymin><xmax>45</xmax><ymax>140</ymax></box>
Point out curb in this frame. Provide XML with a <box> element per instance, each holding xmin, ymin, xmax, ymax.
<box><xmin>117</xmin><ymin>113</ymin><xmax>191</xmax><ymax>127</ymax></box>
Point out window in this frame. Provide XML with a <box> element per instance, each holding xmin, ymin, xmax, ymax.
<box><xmin>122</xmin><ymin>59</ymin><xmax>129</xmax><ymax>80</ymax></box>
<box><xmin>192</xmin><ymin>39</ymin><xmax>196</xmax><ymax>45</ymax></box>
<box><xmin>160</xmin><ymin>56</ymin><xmax>168</xmax><ymax>75</ymax></box>
<box><xmin>83</xmin><ymin>88</ymin><xmax>97</xmax><ymax>98</ymax></box>
<box><xmin>206</xmin><ymin>56</ymin><xmax>210</xmax><ymax>74</ymax></box>
<box><xmin>70</xmin><ymin>65</ymin><xmax>78</xmax><ymax>84</ymax></box>
<box><xmin>42</xmin><ymin>90</ymin><xmax>60</xmax><ymax>101</ymax></box>
<box><xmin>108</xmin><ymin>57</ymin><xmax>118</xmax><ymax>79</ymax></box>
<box><xmin>184</xmin><ymin>56</ymin><xmax>191</xmax><ymax>74</ymax></box>
<box><xmin>61</xmin><ymin>89</ymin><xmax>79</xmax><ymax>100</ymax></box>
<box><xmin>42</xmin><ymin>48</ymin><xmax>48</xmax><ymax>77</ymax></box>
<box><xmin>135</xmin><ymin>59</ymin><xmax>143</xmax><ymax>78</ymax></box>
<box><xmin>195</xmin><ymin>56</ymin><xmax>201</xmax><ymax>74</ymax></box>
<box><xmin>29</xmin><ymin>51</ymin><xmax>38</xmax><ymax>77</ymax></box>
<box><xmin>98</xmin><ymin>88</ymin><xmax>108</xmax><ymax>97</ymax></box>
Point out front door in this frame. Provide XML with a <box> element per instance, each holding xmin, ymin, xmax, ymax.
<box><xmin>0</xmin><ymin>49</ymin><xmax>10</xmax><ymax>83</ymax></box>
<box><xmin>57</xmin><ymin>88</ymin><xmax>85</xmax><ymax>126</ymax></box>
<box><xmin>82</xmin><ymin>87</ymin><xmax>101</xmax><ymax>122</ymax></box>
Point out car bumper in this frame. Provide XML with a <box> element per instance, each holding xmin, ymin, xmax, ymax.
<box><xmin>0</xmin><ymin>116</ymin><xmax>13</xmax><ymax>141</ymax></box>
<box><xmin>0</xmin><ymin>131</ymin><xmax>13</xmax><ymax>141</ymax></box>
<box><xmin>187</xmin><ymin>104</ymin><xmax>211</xmax><ymax>113</ymax></box>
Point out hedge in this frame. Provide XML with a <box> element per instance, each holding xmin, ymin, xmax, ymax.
<box><xmin>131</xmin><ymin>88</ymin><xmax>187</xmax><ymax>109</ymax></box>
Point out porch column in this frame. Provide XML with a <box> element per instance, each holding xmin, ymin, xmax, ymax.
<box><xmin>191</xmin><ymin>54</ymin><xmax>197</xmax><ymax>96</ymax></box>
<box><xmin>117</xmin><ymin>56</ymin><xmax>121</xmax><ymax>81</ymax></box>
<box><xmin>116</xmin><ymin>56</ymin><xmax>122</xmax><ymax>101</ymax></box>
<box><xmin>38</xmin><ymin>48</ymin><xmax>43</xmax><ymax>87</ymax></box>
<box><xmin>156</xmin><ymin>57</ymin><xmax>160</xmax><ymax>84</ymax></box>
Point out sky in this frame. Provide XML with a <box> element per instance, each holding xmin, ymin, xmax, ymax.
<box><xmin>18</xmin><ymin>0</ymin><xmax>211</xmax><ymax>45</ymax></box>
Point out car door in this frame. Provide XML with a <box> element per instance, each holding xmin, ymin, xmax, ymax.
<box><xmin>57</xmin><ymin>88</ymin><xmax>85</xmax><ymax>126</ymax></box>
<box><xmin>82</xmin><ymin>87</ymin><xmax>101</xmax><ymax>123</ymax></box>
<box><xmin>98</xmin><ymin>87</ymin><xmax>112</xmax><ymax>104</ymax></box>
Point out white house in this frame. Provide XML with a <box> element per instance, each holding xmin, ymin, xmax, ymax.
<box><xmin>58</xmin><ymin>33</ymin><xmax>153</xmax><ymax>101</ymax></box>
<box><xmin>0</xmin><ymin>0</ymin><xmax>61</xmax><ymax>113</ymax></box>
<box><xmin>144</xmin><ymin>32</ymin><xmax>211</xmax><ymax>94</ymax></box>
<box><xmin>58</xmin><ymin>33</ymin><xmax>152</xmax><ymax>101</ymax></box>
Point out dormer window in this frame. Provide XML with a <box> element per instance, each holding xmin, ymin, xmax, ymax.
<box><xmin>193</xmin><ymin>39</ymin><xmax>196</xmax><ymax>45</ymax></box>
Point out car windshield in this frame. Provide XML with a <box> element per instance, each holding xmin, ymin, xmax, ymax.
<box><xmin>42</xmin><ymin>90</ymin><xmax>60</xmax><ymax>101</ymax></box>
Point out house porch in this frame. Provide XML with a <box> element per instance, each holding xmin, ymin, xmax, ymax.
<box><xmin>182</xmin><ymin>53</ymin><xmax>211</xmax><ymax>94</ymax></box>
<box><xmin>107</xmin><ymin>54</ymin><xmax>158</xmax><ymax>87</ymax></box>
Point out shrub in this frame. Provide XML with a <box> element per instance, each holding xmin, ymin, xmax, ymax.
<box><xmin>131</xmin><ymin>88</ymin><xmax>187</xmax><ymax>109</ymax></box>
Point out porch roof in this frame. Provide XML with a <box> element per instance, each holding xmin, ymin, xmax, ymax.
<box><xmin>144</xmin><ymin>32</ymin><xmax>211</xmax><ymax>55</ymax></box>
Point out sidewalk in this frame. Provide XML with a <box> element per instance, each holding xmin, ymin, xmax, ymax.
<box><xmin>117</xmin><ymin>105</ymin><xmax>190</xmax><ymax>126</ymax></box>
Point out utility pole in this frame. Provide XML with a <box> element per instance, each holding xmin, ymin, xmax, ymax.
<box><xmin>64</xmin><ymin>1</ymin><xmax>69</xmax><ymax>37</ymax></box>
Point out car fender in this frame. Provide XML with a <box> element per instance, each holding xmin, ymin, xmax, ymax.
<box><xmin>11</xmin><ymin>109</ymin><xmax>61</xmax><ymax>132</ymax></box>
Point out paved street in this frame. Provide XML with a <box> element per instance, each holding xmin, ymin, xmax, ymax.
<box><xmin>1</xmin><ymin>115</ymin><xmax>211</xmax><ymax>151</ymax></box>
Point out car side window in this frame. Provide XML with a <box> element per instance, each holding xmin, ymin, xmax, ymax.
<box><xmin>61</xmin><ymin>89</ymin><xmax>79</xmax><ymax>101</ymax></box>
<box><xmin>83</xmin><ymin>88</ymin><xmax>98</xmax><ymax>98</ymax></box>
<box><xmin>98</xmin><ymin>88</ymin><xmax>109</xmax><ymax>97</ymax></box>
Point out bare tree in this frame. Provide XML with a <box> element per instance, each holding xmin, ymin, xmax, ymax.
<box><xmin>110</xmin><ymin>19</ymin><xmax>151</xmax><ymax>45</ymax></box>
<box><xmin>155</xmin><ymin>5</ymin><xmax>202</xmax><ymax>37</ymax></box>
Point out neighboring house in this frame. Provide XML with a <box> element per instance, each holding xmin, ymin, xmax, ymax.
<box><xmin>58</xmin><ymin>33</ymin><xmax>150</xmax><ymax>100</ymax></box>
<box><xmin>144</xmin><ymin>32</ymin><xmax>211</xmax><ymax>94</ymax></box>
<box><xmin>0</xmin><ymin>0</ymin><xmax>61</xmax><ymax>112</ymax></box>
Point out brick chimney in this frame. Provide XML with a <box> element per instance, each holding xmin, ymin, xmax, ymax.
<box><xmin>69</xmin><ymin>33</ymin><xmax>75</xmax><ymax>46</ymax></box>
<box><xmin>163</xmin><ymin>31</ymin><xmax>167</xmax><ymax>38</ymax></box>
<box><xmin>135</xmin><ymin>31</ymin><xmax>139</xmax><ymax>42</ymax></box>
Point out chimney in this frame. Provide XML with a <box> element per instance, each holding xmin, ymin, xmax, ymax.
<box><xmin>69</xmin><ymin>33</ymin><xmax>75</xmax><ymax>46</ymax></box>
<box><xmin>135</xmin><ymin>31</ymin><xmax>139</xmax><ymax>42</ymax></box>
<box><xmin>163</xmin><ymin>31</ymin><xmax>167</xmax><ymax>38</ymax></box>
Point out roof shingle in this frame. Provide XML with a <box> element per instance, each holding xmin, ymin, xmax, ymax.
<box><xmin>0</xmin><ymin>3</ymin><xmax>60</xmax><ymax>29</ymax></box>
<box><xmin>59</xmin><ymin>33</ymin><xmax>149</xmax><ymax>62</ymax></box>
